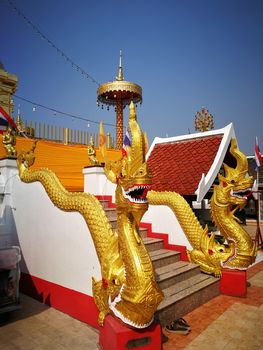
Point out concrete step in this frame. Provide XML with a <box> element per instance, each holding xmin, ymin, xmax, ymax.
<box><xmin>104</xmin><ymin>207</ymin><xmax>117</xmax><ymax>220</ymax></box>
<box><xmin>156</xmin><ymin>273</ymin><xmax>220</xmax><ymax>326</ymax></box>
<box><xmin>99</xmin><ymin>199</ymin><xmax>110</xmax><ymax>209</ymax></box>
<box><xmin>98</xmin><ymin>198</ymin><xmax>220</xmax><ymax>328</ymax></box>
<box><xmin>108</xmin><ymin>218</ymin><xmax>117</xmax><ymax>230</ymax></box>
<box><xmin>139</xmin><ymin>227</ymin><xmax>148</xmax><ymax>238</ymax></box>
<box><xmin>149</xmin><ymin>249</ymin><xmax>181</xmax><ymax>269</ymax></box>
<box><xmin>155</xmin><ymin>260</ymin><xmax>200</xmax><ymax>290</ymax></box>
<box><xmin>99</xmin><ymin>200</ymin><xmax>117</xmax><ymax>229</ymax></box>
<box><xmin>143</xmin><ymin>237</ymin><xmax>164</xmax><ymax>252</ymax></box>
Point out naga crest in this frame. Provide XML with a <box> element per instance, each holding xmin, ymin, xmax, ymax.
<box><xmin>215</xmin><ymin>138</ymin><xmax>253</xmax><ymax>208</ymax></box>
<box><xmin>104</xmin><ymin>101</ymin><xmax>152</xmax><ymax>224</ymax></box>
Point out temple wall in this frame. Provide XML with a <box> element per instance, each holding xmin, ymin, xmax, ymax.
<box><xmin>1</xmin><ymin>160</ymin><xmax>192</xmax><ymax>295</ymax></box>
<box><xmin>0</xmin><ymin>159</ymin><xmax>191</xmax><ymax>326</ymax></box>
<box><xmin>142</xmin><ymin>205</ymin><xmax>192</xmax><ymax>249</ymax></box>
<box><xmin>0</xmin><ymin>159</ymin><xmax>101</xmax><ymax>297</ymax></box>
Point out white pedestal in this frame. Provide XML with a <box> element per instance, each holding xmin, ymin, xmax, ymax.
<box><xmin>82</xmin><ymin>166</ymin><xmax>116</xmax><ymax>202</ymax></box>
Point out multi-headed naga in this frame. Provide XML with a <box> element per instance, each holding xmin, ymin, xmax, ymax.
<box><xmin>148</xmin><ymin>138</ymin><xmax>256</xmax><ymax>276</ymax></box>
<box><xmin>17</xmin><ymin>102</ymin><xmax>163</xmax><ymax>329</ymax></box>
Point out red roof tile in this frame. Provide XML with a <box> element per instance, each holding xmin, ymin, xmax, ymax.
<box><xmin>147</xmin><ymin>135</ymin><xmax>223</xmax><ymax>195</ymax></box>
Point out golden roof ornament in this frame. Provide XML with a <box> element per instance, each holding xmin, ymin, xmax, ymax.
<box><xmin>0</xmin><ymin>62</ymin><xmax>18</xmax><ymax>116</ymax></box>
<box><xmin>97</xmin><ymin>51</ymin><xmax>142</xmax><ymax>149</ymax></box>
<box><xmin>15</xmin><ymin>106</ymin><xmax>23</xmax><ymax>133</ymax></box>
<box><xmin>194</xmin><ymin>107</ymin><xmax>215</xmax><ymax>132</ymax></box>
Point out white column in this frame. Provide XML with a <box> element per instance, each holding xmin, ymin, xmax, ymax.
<box><xmin>0</xmin><ymin>159</ymin><xmax>18</xmax><ymax>247</ymax></box>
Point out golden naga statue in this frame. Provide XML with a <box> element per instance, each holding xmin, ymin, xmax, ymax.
<box><xmin>210</xmin><ymin>138</ymin><xmax>256</xmax><ymax>269</ymax></box>
<box><xmin>147</xmin><ymin>138</ymin><xmax>256</xmax><ymax>276</ymax></box>
<box><xmin>17</xmin><ymin>102</ymin><xmax>163</xmax><ymax>329</ymax></box>
<box><xmin>2</xmin><ymin>125</ymin><xmax>17</xmax><ymax>158</ymax></box>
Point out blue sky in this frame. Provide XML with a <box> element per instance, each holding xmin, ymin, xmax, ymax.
<box><xmin>1</xmin><ymin>0</ymin><xmax>263</xmax><ymax>155</ymax></box>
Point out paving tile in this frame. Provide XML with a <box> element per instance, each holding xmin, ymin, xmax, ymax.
<box><xmin>0</xmin><ymin>328</ymin><xmax>23</xmax><ymax>343</ymax></box>
<box><xmin>2</xmin><ymin>259</ymin><xmax>263</xmax><ymax>350</ymax></box>
<box><xmin>163</xmin><ymin>262</ymin><xmax>263</xmax><ymax>349</ymax></box>
<box><xmin>248</xmin><ymin>269</ymin><xmax>263</xmax><ymax>287</ymax></box>
<box><xmin>184</xmin><ymin>303</ymin><xmax>263</xmax><ymax>350</ymax></box>
<box><xmin>0</xmin><ymin>343</ymin><xmax>20</xmax><ymax>350</ymax></box>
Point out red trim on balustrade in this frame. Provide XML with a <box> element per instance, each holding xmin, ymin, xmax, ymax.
<box><xmin>96</xmin><ymin>195</ymin><xmax>116</xmax><ymax>208</ymax></box>
<box><xmin>140</xmin><ymin>222</ymin><xmax>189</xmax><ymax>262</ymax></box>
<box><xmin>20</xmin><ymin>272</ymin><xmax>100</xmax><ymax>329</ymax></box>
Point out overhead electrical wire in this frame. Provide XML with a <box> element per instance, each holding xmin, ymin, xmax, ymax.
<box><xmin>5</xmin><ymin>0</ymin><xmax>100</xmax><ymax>85</ymax></box>
<box><xmin>4</xmin><ymin>1</ymin><xmax>116</xmax><ymax>129</ymax></box>
<box><xmin>14</xmin><ymin>95</ymin><xmax>116</xmax><ymax>128</ymax></box>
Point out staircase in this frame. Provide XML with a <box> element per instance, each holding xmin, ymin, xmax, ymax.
<box><xmin>100</xmin><ymin>198</ymin><xmax>220</xmax><ymax>326</ymax></box>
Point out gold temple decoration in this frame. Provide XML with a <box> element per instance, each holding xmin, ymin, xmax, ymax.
<box><xmin>15</xmin><ymin>109</ymin><xmax>35</xmax><ymax>138</ymax></box>
<box><xmin>147</xmin><ymin>191</ymin><xmax>233</xmax><ymax>276</ymax></box>
<box><xmin>0</xmin><ymin>61</ymin><xmax>18</xmax><ymax>116</ymax></box>
<box><xmin>87</xmin><ymin>135</ymin><xmax>99</xmax><ymax>165</ymax></box>
<box><xmin>195</xmin><ymin>107</ymin><xmax>214</xmax><ymax>132</ymax></box>
<box><xmin>15</xmin><ymin>108</ymin><xmax>23</xmax><ymax>132</ymax></box>
<box><xmin>17</xmin><ymin>102</ymin><xmax>163</xmax><ymax>328</ymax></box>
<box><xmin>2</xmin><ymin>125</ymin><xmax>17</xmax><ymax>158</ymax></box>
<box><xmin>210</xmin><ymin>138</ymin><xmax>256</xmax><ymax>269</ymax></box>
<box><xmin>147</xmin><ymin>138</ymin><xmax>256</xmax><ymax>276</ymax></box>
<box><xmin>97</xmin><ymin>51</ymin><xmax>142</xmax><ymax>150</ymax></box>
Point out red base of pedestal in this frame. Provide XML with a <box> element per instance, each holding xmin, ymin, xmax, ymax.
<box><xmin>98</xmin><ymin>316</ymin><xmax>162</xmax><ymax>350</ymax></box>
<box><xmin>220</xmin><ymin>269</ymin><xmax>247</xmax><ymax>297</ymax></box>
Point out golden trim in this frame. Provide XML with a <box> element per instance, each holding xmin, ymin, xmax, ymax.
<box><xmin>97</xmin><ymin>80</ymin><xmax>142</xmax><ymax>105</ymax></box>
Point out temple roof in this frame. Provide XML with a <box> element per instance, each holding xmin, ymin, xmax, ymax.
<box><xmin>0</xmin><ymin>123</ymin><xmax>237</xmax><ymax>197</ymax></box>
<box><xmin>147</xmin><ymin>124</ymin><xmax>236</xmax><ymax>201</ymax></box>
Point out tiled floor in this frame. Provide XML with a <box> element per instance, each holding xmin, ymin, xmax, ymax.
<box><xmin>1</xmin><ymin>258</ymin><xmax>263</xmax><ymax>349</ymax></box>
<box><xmin>0</xmin><ymin>295</ymin><xmax>99</xmax><ymax>350</ymax></box>
<box><xmin>163</xmin><ymin>259</ymin><xmax>263</xmax><ymax>350</ymax></box>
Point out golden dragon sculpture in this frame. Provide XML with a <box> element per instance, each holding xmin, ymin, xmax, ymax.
<box><xmin>17</xmin><ymin>102</ymin><xmax>163</xmax><ymax>329</ymax></box>
<box><xmin>210</xmin><ymin>138</ymin><xmax>256</xmax><ymax>269</ymax></box>
<box><xmin>147</xmin><ymin>138</ymin><xmax>256</xmax><ymax>276</ymax></box>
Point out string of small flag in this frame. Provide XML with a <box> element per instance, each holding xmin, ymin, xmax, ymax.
<box><xmin>14</xmin><ymin>94</ymin><xmax>116</xmax><ymax>128</ymax></box>
<box><xmin>5</xmin><ymin>0</ymin><xmax>100</xmax><ymax>85</ymax></box>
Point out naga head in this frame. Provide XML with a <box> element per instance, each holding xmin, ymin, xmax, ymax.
<box><xmin>17</xmin><ymin>141</ymin><xmax>37</xmax><ymax>176</ymax></box>
<box><xmin>211</xmin><ymin>138</ymin><xmax>256</xmax><ymax>269</ymax></box>
<box><xmin>214</xmin><ymin>138</ymin><xmax>253</xmax><ymax>209</ymax></box>
<box><xmin>198</xmin><ymin>227</ymin><xmax>237</xmax><ymax>277</ymax></box>
<box><xmin>105</xmin><ymin>102</ymin><xmax>152</xmax><ymax>224</ymax></box>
